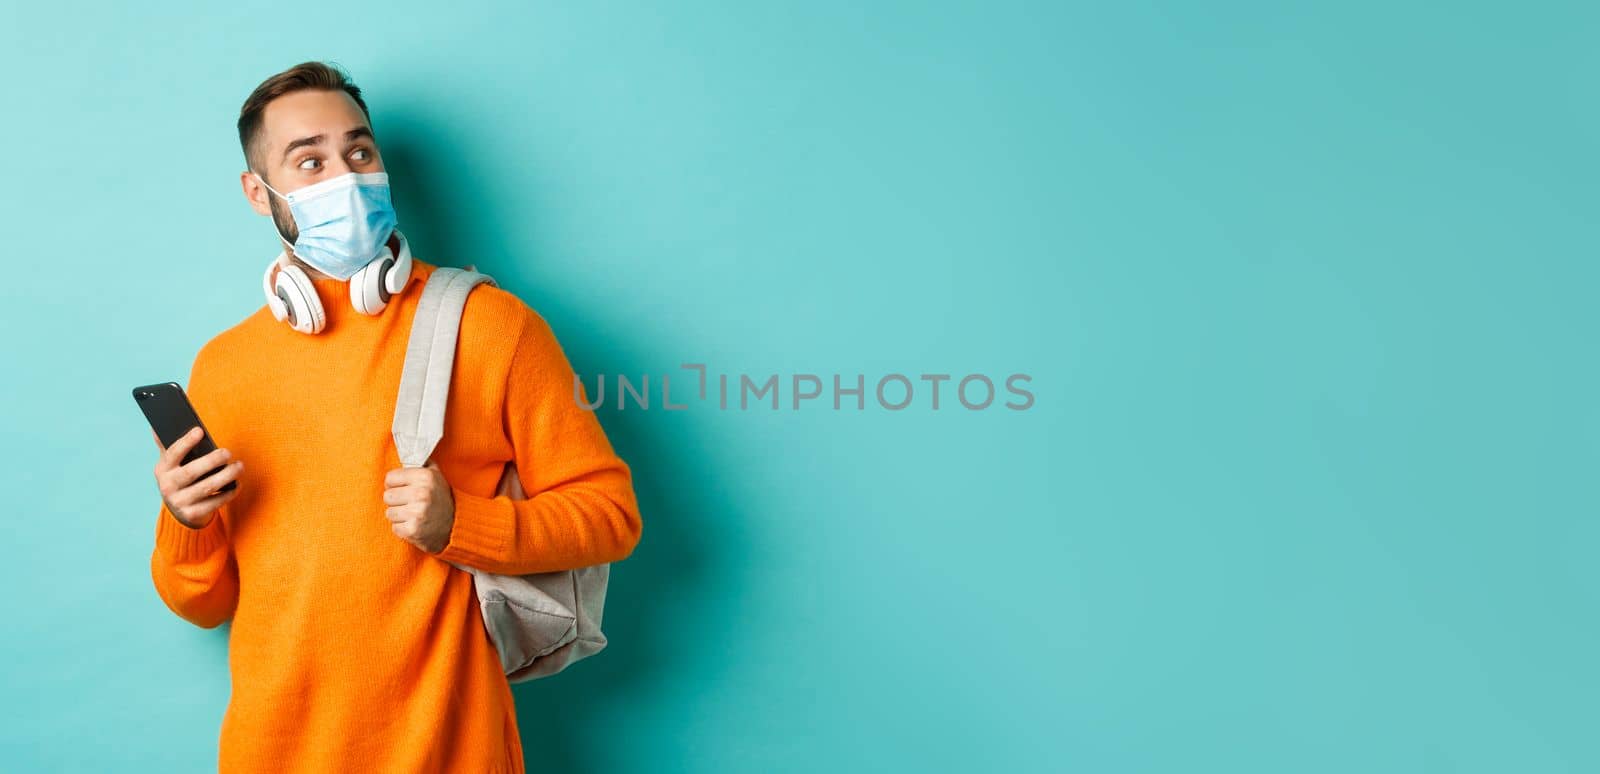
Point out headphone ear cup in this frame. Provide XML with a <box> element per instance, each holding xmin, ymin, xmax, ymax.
<box><xmin>262</xmin><ymin>259</ymin><xmax>289</xmax><ymax>321</ymax></box>
<box><xmin>384</xmin><ymin>241</ymin><xmax>412</xmax><ymax>295</ymax></box>
<box><xmin>350</xmin><ymin>249</ymin><xmax>393</xmax><ymax>316</ymax></box>
<box><xmin>277</xmin><ymin>264</ymin><xmax>325</xmax><ymax>334</ymax></box>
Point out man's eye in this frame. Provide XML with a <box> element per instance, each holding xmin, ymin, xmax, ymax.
<box><xmin>351</xmin><ymin>148</ymin><xmax>371</xmax><ymax>161</ymax></box>
<box><xmin>298</xmin><ymin>158</ymin><xmax>320</xmax><ymax>170</ymax></box>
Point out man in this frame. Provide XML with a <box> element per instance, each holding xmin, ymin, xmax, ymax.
<box><xmin>148</xmin><ymin>61</ymin><xmax>643</xmax><ymax>773</ymax></box>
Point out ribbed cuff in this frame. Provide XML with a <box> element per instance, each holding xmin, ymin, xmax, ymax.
<box><xmin>436</xmin><ymin>487</ymin><xmax>511</xmax><ymax>567</ymax></box>
<box><xmin>155</xmin><ymin>502</ymin><xmax>229</xmax><ymax>563</ymax></box>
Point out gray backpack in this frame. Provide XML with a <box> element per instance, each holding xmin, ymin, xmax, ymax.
<box><xmin>390</xmin><ymin>265</ymin><xmax>610</xmax><ymax>683</ymax></box>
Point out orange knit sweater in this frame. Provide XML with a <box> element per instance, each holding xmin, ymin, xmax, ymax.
<box><xmin>149</xmin><ymin>254</ymin><xmax>642</xmax><ymax>773</ymax></box>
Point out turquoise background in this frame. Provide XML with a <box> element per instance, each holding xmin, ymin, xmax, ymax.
<box><xmin>1</xmin><ymin>1</ymin><xmax>1594</xmax><ymax>772</ymax></box>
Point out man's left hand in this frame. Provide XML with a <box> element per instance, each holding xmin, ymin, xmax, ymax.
<box><xmin>383</xmin><ymin>458</ymin><xmax>455</xmax><ymax>554</ymax></box>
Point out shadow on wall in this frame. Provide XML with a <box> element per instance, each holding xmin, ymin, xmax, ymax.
<box><xmin>383</xmin><ymin>109</ymin><xmax>731</xmax><ymax>772</ymax></box>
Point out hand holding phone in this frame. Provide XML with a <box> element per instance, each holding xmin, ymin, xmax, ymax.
<box><xmin>135</xmin><ymin>382</ymin><xmax>243</xmax><ymax>529</ymax></box>
<box><xmin>151</xmin><ymin>426</ymin><xmax>242</xmax><ymax>529</ymax></box>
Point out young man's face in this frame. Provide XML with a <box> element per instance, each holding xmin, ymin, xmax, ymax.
<box><xmin>239</xmin><ymin>88</ymin><xmax>386</xmax><ymax>247</ymax></box>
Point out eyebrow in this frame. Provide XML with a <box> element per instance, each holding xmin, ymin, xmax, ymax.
<box><xmin>280</xmin><ymin>127</ymin><xmax>376</xmax><ymax>163</ymax></box>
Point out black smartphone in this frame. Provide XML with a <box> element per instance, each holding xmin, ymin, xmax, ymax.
<box><xmin>132</xmin><ymin>381</ymin><xmax>237</xmax><ymax>493</ymax></box>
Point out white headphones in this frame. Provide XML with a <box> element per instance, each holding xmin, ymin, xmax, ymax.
<box><xmin>262</xmin><ymin>230</ymin><xmax>414</xmax><ymax>334</ymax></box>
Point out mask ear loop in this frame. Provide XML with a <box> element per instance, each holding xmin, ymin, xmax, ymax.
<box><xmin>253</xmin><ymin>172</ymin><xmax>301</xmax><ymax>257</ymax></box>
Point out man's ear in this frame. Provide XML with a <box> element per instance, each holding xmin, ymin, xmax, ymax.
<box><xmin>240</xmin><ymin>170</ymin><xmax>273</xmax><ymax>216</ymax></box>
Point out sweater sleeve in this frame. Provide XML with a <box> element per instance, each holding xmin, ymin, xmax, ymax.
<box><xmin>435</xmin><ymin>307</ymin><xmax>643</xmax><ymax>575</ymax></box>
<box><xmin>148</xmin><ymin>348</ymin><xmax>241</xmax><ymax>629</ymax></box>
<box><xmin>151</xmin><ymin>499</ymin><xmax>240</xmax><ymax>629</ymax></box>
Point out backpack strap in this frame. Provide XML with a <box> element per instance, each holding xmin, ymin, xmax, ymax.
<box><xmin>392</xmin><ymin>266</ymin><xmax>498</xmax><ymax>468</ymax></box>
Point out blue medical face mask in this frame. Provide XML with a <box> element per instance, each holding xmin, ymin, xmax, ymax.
<box><xmin>255</xmin><ymin>171</ymin><xmax>399</xmax><ymax>280</ymax></box>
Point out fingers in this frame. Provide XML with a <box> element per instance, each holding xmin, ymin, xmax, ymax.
<box><xmin>157</xmin><ymin>426</ymin><xmax>204</xmax><ymax>470</ymax></box>
<box><xmin>390</xmin><ymin>518</ymin><xmax>423</xmax><ymax>545</ymax></box>
<box><xmin>385</xmin><ymin>464</ymin><xmax>419</xmax><ymax>485</ymax></box>
<box><xmin>381</xmin><ymin>483</ymin><xmax>429</xmax><ymax>507</ymax></box>
<box><xmin>382</xmin><ymin>489</ymin><xmax>436</xmax><ymax>527</ymax></box>
<box><xmin>161</xmin><ymin>446</ymin><xmax>234</xmax><ymax>495</ymax></box>
<box><xmin>190</xmin><ymin>457</ymin><xmax>245</xmax><ymax>496</ymax></box>
<box><xmin>385</xmin><ymin>502</ymin><xmax>426</xmax><ymax>524</ymax></box>
<box><xmin>384</xmin><ymin>465</ymin><xmax>437</xmax><ymax>488</ymax></box>
<box><xmin>189</xmin><ymin>486</ymin><xmax>240</xmax><ymax>517</ymax></box>
<box><xmin>162</xmin><ymin>454</ymin><xmax>242</xmax><ymax>507</ymax></box>
<box><xmin>159</xmin><ymin>426</ymin><xmax>202</xmax><ymax>468</ymax></box>
<box><xmin>162</xmin><ymin>464</ymin><xmax>242</xmax><ymax>526</ymax></box>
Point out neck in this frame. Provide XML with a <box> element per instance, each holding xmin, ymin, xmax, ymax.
<box><xmin>290</xmin><ymin>255</ymin><xmax>337</xmax><ymax>282</ymax></box>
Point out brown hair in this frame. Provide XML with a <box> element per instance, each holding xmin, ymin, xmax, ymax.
<box><xmin>237</xmin><ymin>61</ymin><xmax>370</xmax><ymax>172</ymax></box>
